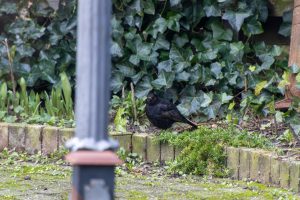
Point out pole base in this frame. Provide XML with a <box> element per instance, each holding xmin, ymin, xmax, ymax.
<box><xmin>66</xmin><ymin>151</ymin><xmax>122</xmax><ymax>200</ymax></box>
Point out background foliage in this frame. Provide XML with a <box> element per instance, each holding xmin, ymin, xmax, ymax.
<box><xmin>0</xmin><ymin>0</ymin><xmax>298</xmax><ymax>132</ymax></box>
<box><xmin>110</xmin><ymin>0</ymin><xmax>292</xmax><ymax>124</ymax></box>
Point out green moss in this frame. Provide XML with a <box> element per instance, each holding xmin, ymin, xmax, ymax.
<box><xmin>127</xmin><ymin>191</ymin><xmax>148</xmax><ymax>200</ymax></box>
<box><xmin>157</xmin><ymin>126</ymin><xmax>273</xmax><ymax>177</ymax></box>
<box><xmin>0</xmin><ymin>195</ymin><xmax>17</xmax><ymax>200</ymax></box>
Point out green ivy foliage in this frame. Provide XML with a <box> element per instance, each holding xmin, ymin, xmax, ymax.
<box><xmin>111</xmin><ymin>0</ymin><xmax>290</xmax><ymax>122</ymax></box>
<box><xmin>0</xmin><ymin>0</ymin><xmax>76</xmax><ymax>90</ymax></box>
<box><xmin>0</xmin><ymin>0</ymin><xmax>296</xmax><ymax>126</ymax></box>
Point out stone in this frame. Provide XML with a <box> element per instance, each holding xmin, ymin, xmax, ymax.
<box><xmin>258</xmin><ymin>152</ymin><xmax>271</xmax><ymax>184</ymax></box>
<box><xmin>0</xmin><ymin>123</ymin><xmax>8</xmax><ymax>151</ymax></box>
<box><xmin>25</xmin><ymin>125</ymin><xmax>43</xmax><ymax>154</ymax></box>
<box><xmin>110</xmin><ymin>132</ymin><xmax>132</xmax><ymax>153</ymax></box>
<box><xmin>161</xmin><ymin>143</ymin><xmax>175</xmax><ymax>161</ymax></box>
<box><xmin>249</xmin><ymin>150</ymin><xmax>261</xmax><ymax>181</ymax></box>
<box><xmin>239</xmin><ymin>148</ymin><xmax>251</xmax><ymax>180</ymax></box>
<box><xmin>146</xmin><ymin>136</ymin><xmax>160</xmax><ymax>162</ymax></box>
<box><xmin>226</xmin><ymin>147</ymin><xmax>240</xmax><ymax>179</ymax></box>
<box><xmin>280</xmin><ymin>160</ymin><xmax>291</xmax><ymax>189</ymax></box>
<box><xmin>270</xmin><ymin>155</ymin><xmax>281</xmax><ymax>186</ymax></box>
<box><xmin>58</xmin><ymin>128</ymin><xmax>75</xmax><ymax>150</ymax></box>
<box><xmin>8</xmin><ymin>123</ymin><xmax>26</xmax><ymax>151</ymax></box>
<box><xmin>290</xmin><ymin>161</ymin><xmax>300</xmax><ymax>192</ymax></box>
<box><xmin>132</xmin><ymin>134</ymin><xmax>147</xmax><ymax>160</ymax></box>
<box><xmin>174</xmin><ymin>146</ymin><xmax>183</xmax><ymax>159</ymax></box>
<box><xmin>42</xmin><ymin>126</ymin><xmax>58</xmax><ymax>154</ymax></box>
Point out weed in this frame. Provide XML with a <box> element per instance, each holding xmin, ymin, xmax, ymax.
<box><xmin>158</xmin><ymin>126</ymin><xmax>273</xmax><ymax>177</ymax></box>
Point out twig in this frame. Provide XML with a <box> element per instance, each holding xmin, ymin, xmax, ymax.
<box><xmin>289</xmin><ymin>124</ymin><xmax>300</xmax><ymax>143</ymax></box>
<box><xmin>130</xmin><ymin>82</ymin><xmax>137</xmax><ymax>122</ymax></box>
<box><xmin>273</xmin><ymin>114</ymin><xmax>278</xmax><ymax>136</ymax></box>
<box><xmin>2</xmin><ymin>39</ymin><xmax>16</xmax><ymax>96</ymax></box>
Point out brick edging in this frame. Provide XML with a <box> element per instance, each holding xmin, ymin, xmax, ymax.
<box><xmin>1</xmin><ymin>123</ymin><xmax>300</xmax><ymax>193</ymax></box>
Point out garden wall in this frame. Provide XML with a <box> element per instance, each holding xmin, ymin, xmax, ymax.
<box><xmin>0</xmin><ymin>123</ymin><xmax>300</xmax><ymax>193</ymax></box>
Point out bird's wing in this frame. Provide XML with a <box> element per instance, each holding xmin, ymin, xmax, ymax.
<box><xmin>159</xmin><ymin>102</ymin><xmax>186</xmax><ymax>122</ymax></box>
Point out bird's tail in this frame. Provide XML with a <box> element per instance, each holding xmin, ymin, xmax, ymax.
<box><xmin>184</xmin><ymin>118</ymin><xmax>198</xmax><ymax>129</ymax></box>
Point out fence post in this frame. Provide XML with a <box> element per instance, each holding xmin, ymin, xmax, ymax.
<box><xmin>65</xmin><ymin>0</ymin><xmax>121</xmax><ymax>199</ymax></box>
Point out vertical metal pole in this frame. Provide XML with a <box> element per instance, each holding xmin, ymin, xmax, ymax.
<box><xmin>66</xmin><ymin>0</ymin><xmax>121</xmax><ymax>199</ymax></box>
<box><xmin>76</xmin><ymin>0</ymin><xmax>111</xmax><ymax>141</ymax></box>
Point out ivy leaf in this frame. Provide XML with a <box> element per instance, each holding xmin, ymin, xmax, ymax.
<box><xmin>116</xmin><ymin>64</ymin><xmax>136</xmax><ymax>77</ymax></box>
<box><xmin>129</xmin><ymin>0</ymin><xmax>142</xmax><ymax>14</ymax></box>
<box><xmin>111</xmin><ymin>42</ymin><xmax>123</xmax><ymax>57</ymax></box>
<box><xmin>291</xmin><ymin>63</ymin><xmax>300</xmax><ymax>74</ymax></box>
<box><xmin>211</xmin><ymin>23</ymin><xmax>233</xmax><ymax>41</ymax></box>
<box><xmin>176</xmin><ymin>71</ymin><xmax>190</xmax><ymax>82</ymax></box>
<box><xmin>174</xmin><ymin>34</ymin><xmax>189</xmax><ymax>47</ymax></box>
<box><xmin>200</xmin><ymin>91</ymin><xmax>213</xmax><ymax>107</ymax></box>
<box><xmin>144</xmin><ymin>0</ymin><xmax>155</xmax><ymax>15</ymax></box>
<box><xmin>279</xmin><ymin>10</ymin><xmax>292</xmax><ymax>37</ymax></box>
<box><xmin>270</xmin><ymin>45</ymin><xmax>282</xmax><ymax>57</ymax></box>
<box><xmin>136</xmin><ymin>77</ymin><xmax>153</xmax><ymax>98</ymax></box>
<box><xmin>258</xmin><ymin>54</ymin><xmax>275</xmax><ymax>70</ymax></box>
<box><xmin>111</xmin><ymin>72</ymin><xmax>124</xmax><ymax>93</ymax></box>
<box><xmin>167</xmin><ymin>14</ymin><xmax>181</xmax><ymax>32</ymax></box>
<box><xmin>129</xmin><ymin>55</ymin><xmax>140</xmax><ymax>65</ymax></box>
<box><xmin>229</xmin><ymin>42</ymin><xmax>244</xmax><ymax>62</ymax></box>
<box><xmin>204</xmin><ymin>5</ymin><xmax>221</xmax><ymax>17</ymax></box>
<box><xmin>157</xmin><ymin>60</ymin><xmax>173</xmax><ymax>72</ymax></box>
<box><xmin>17</xmin><ymin>44</ymin><xmax>35</xmax><ymax>57</ymax></box>
<box><xmin>150</xmin><ymin>17</ymin><xmax>168</xmax><ymax>38</ymax></box>
<box><xmin>170</xmin><ymin>0</ymin><xmax>181</xmax><ymax>7</ymax></box>
<box><xmin>0</xmin><ymin>2</ymin><xmax>17</xmax><ymax>14</ymax></box>
<box><xmin>154</xmin><ymin>35</ymin><xmax>170</xmax><ymax>50</ymax></box>
<box><xmin>255</xmin><ymin>80</ymin><xmax>267</xmax><ymax>96</ymax></box>
<box><xmin>242</xmin><ymin>17</ymin><xmax>263</xmax><ymax>36</ymax></box>
<box><xmin>137</xmin><ymin>43</ymin><xmax>152</xmax><ymax>60</ymax></box>
<box><xmin>169</xmin><ymin>46</ymin><xmax>184</xmax><ymax>62</ymax></box>
<box><xmin>152</xmin><ymin>71</ymin><xmax>175</xmax><ymax>89</ymax></box>
<box><xmin>222</xmin><ymin>10</ymin><xmax>251</xmax><ymax>32</ymax></box>
<box><xmin>211</xmin><ymin>62</ymin><xmax>222</xmax><ymax>79</ymax></box>
<box><xmin>221</xmin><ymin>93</ymin><xmax>233</xmax><ymax>104</ymax></box>
<box><xmin>174</xmin><ymin>62</ymin><xmax>190</xmax><ymax>73</ymax></box>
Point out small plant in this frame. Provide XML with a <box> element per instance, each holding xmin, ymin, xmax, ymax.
<box><xmin>0</xmin><ymin>73</ymin><xmax>75</xmax><ymax>127</ymax></box>
<box><xmin>111</xmin><ymin>90</ymin><xmax>146</xmax><ymax>132</ymax></box>
<box><xmin>158</xmin><ymin>126</ymin><xmax>273</xmax><ymax>177</ymax></box>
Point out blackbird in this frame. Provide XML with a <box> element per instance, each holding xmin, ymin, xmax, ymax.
<box><xmin>145</xmin><ymin>92</ymin><xmax>198</xmax><ymax>129</ymax></box>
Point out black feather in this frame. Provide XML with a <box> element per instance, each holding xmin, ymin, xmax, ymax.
<box><xmin>145</xmin><ymin>92</ymin><xmax>198</xmax><ymax>129</ymax></box>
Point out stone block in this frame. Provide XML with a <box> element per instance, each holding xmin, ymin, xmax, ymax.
<box><xmin>174</xmin><ymin>146</ymin><xmax>183</xmax><ymax>159</ymax></box>
<box><xmin>239</xmin><ymin>148</ymin><xmax>251</xmax><ymax>180</ymax></box>
<box><xmin>0</xmin><ymin>123</ymin><xmax>8</xmax><ymax>151</ymax></box>
<box><xmin>42</xmin><ymin>126</ymin><xmax>58</xmax><ymax>154</ymax></box>
<box><xmin>226</xmin><ymin>147</ymin><xmax>240</xmax><ymax>179</ymax></box>
<box><xmin>25</xmin><ymin>125</ymin><xmax>43</xmax><ymax>154</ymax></box>
<box><xmin>146</xmin><ymin>136</ymin><xmax>160</xmax><ymax>162</ymax></box>
<box><xmin>161</xmin><ymin>142</ymin><xmax>175</xmax><ymax>161</ymax></box>
<box><xmin>249</xmin><ymin>150</ymin><xmax>261</xmax><ymax>181</ymax></box>
<box><xmin>290</xmin><ymin>161</ymin><xmax>300</xmax><ymax>192</ymax></box>
<box><xmin>8</xmin><ymin>123</ymin><xmax>26</xmax><ymax>151</ymax></box>
<box><xmin>280</xmin><ymin>160</ymin><xmax>291</xmax><ymax>189</ymax></box>
<box><xmin>132</xmin><ymin>134</ymin><xmax>147</xmax><ymax>160</ymax></box>
<box><xmin>110</xmin><ymin>132</ymin><xmax>132</xmax><ymax>153</ymax></box>
<box><xmin>270</xmin><ymin>155</ymin><xmax>281</xmax><ymax>186</ymax></box>
<box><xmin>258</xmin><ymin>152</ymin><xmax>271</xmax><ymax>184</ymax></box>
<box><xmin>58</xmin><ymin>128</ymin><xmax>74</xmax><ymax>150</ymax></box>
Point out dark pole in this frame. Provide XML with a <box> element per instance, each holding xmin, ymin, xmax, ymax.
<box><xmin>66</xmin><ymin>0</ymin><xmax>120</xmax><ymax>199</ymax></box>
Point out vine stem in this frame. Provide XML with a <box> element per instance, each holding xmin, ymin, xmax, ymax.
<box><xmin>2</xmin><ymin>39</ymin><xmax>16</xmax><ymax>96</ymax></box>
<box><xmin>130</xmin><ymin>82</ymin><xmax>137</xmax><ymax>122</ymax></box>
